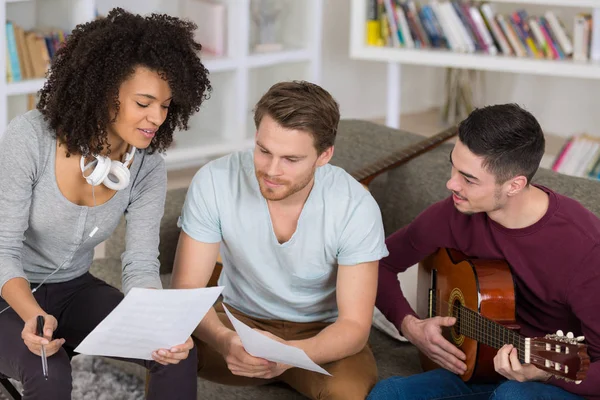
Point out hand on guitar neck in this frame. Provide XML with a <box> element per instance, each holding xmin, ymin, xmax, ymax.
<box><xmin>494</xmin><ymin>344</ymin><xmax>552</xmax><ymax>382</ymax></box>
<box><xmin>402</xmin><ymin>313</ymin><xmax>555</xmax><ymax>383</ymax></box>
<box><xmin>401</xmin><ymin>314</ymin><xmax>467</xmax><ymax>375</ymax></box>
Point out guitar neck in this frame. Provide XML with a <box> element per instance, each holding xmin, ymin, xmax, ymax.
<box><xmin>452</xmin><ymin>304</ymin><xmax>527</xmax><ymax>363</ymax></box>
<box><xmin>351</xmin><ymin>125</ymin><xmax>458</xmax><ymax>185</ymax></box>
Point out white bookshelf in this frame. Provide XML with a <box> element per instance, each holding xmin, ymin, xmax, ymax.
<box><xmin>1</xmin><ymin>0</ymin><xmax>324</xmax><ymax>171</ymax></box>
<box><xmin>1</xmin><ymin>0</ymin><xmax>96</xmax><ymax>132</ymax></box>
<box><xmin>162</xmin><ymin>0</ymin><xmax>323</xmax><ymax>170</ymax></box>
<box><xmin>483</xmin><ymin>0</ymin><xmax>599</xmax><ymax>6</ymax></box>
<box><xmin>349</xmin><ymin>0</ymin><xmax>600</xmax><ymax>128</ymax></box>
<box><xmin>6</xmin><ymin>77</ymin><xmax>45</xmax><ymax>95</ymax></box>
<box><xmin>353</xmin><ymin>47</ymin><xmax>600</xmax><ymax>79</ymax></box>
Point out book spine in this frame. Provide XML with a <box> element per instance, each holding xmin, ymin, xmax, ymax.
<box><xmin>539</xmin><ymin>16</ymin><xmax>565</xmax><ymax>59</ymax></box>
<box><xmin>469</xmin><ymin>5</ymin><xmax>498</xmax><ymax>55</ymax></box>
<box><xmin>366</xmin><ymin>0</ymin><xmax>382</xmax><ymax>46</ymax></box>
<box><xmin>545</xmin><ymin>11</ymin><xmax>573</xmax><ymax>56</ymax></box>
<box><xmin>6</xmin><ymin>22</ymin><xmax>22</xmax><ymax>82</ymax></box>
<box><xmin>480</xmin><ymin>4</ymin><xmax>512</xmax><ymax>56</ymax></box>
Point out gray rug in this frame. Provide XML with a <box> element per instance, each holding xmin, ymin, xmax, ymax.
<box><xmin>1</xmin><ymin>355</ymin><xmax>145</xmax><ymax>400</ymax></box>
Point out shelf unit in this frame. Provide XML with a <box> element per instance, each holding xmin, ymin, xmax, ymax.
<box><xmin>349</xmin><ymin>0</ymin><xmax>600</xmax><ymax>129</ymax></box>
<box><xmin>1</xmin><ymin>0</ymin><xmax>96</xmax><ymax>130</ymax></box>
<box><xmin>1</xmin><ymin>0</ymin><xmax>324</xmax><ymax>171</ymax></box>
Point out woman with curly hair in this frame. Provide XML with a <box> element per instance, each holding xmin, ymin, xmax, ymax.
<box><xmin>0</xmin><ymin>7</ymin><xmax>211</xmax><ymax>399</ymax></box>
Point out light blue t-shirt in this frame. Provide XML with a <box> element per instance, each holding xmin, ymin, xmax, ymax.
<box><xmin>180</xmin><ymin>149</ymin><xmax>389</xmax><ymax>322</ymax></box>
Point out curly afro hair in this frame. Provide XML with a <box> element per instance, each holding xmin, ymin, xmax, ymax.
<box><xmin>37</xmin><ymin>7</ymin><xmax>212</xmax><ymax>156</ymax></box>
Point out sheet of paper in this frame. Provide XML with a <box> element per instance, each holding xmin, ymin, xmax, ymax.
<box><xmin>75</xmin><ymin>287</ymin><xmax>223</xmax><ymax>360</ymax></box>
<box><xmin>223</xmin><ymin>305</ymin><xmax>331</xmax><ymax>376</ymax></box>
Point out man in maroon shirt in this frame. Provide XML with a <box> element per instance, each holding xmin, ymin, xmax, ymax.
<box><xmin>367</xmin><ymin>104</ymin><xmax>598</xmax><ymax>400</ymax></box>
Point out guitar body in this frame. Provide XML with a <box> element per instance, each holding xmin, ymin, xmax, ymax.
<box><xmin>419</xmin><ymin>248</ymin><xmax>517</xmax><ymax>383</ymax></box>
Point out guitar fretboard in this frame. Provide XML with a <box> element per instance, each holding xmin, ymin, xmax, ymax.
<box><xmin>432</xmin><ymin>294</ymin><xmax>526</xmax><ymax>363</ymax></box>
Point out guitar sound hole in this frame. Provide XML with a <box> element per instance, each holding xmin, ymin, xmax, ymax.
<box><xmin>453</xmin><ymin>299</ymin><xmax>461</xmax><ymax>336</ymax></box>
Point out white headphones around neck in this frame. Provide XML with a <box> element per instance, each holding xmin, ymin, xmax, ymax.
<box><xmin>80</xmin><ymin>146</ymin><xmax>136</xmax><ymax>191</ymax></box>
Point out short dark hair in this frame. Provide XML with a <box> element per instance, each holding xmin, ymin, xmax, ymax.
<box><xmin>37</xmin><ymin>7</ymin><xmax>212</xmax><ymax>156</ymax></box>
<box><xmin>458</xmin><ymin>103</ymin><xmax>545</xmax><ymax>184</ymax></box>
<box><xmin>253</xmin><ymin>81</ymin><xmax>340</xmax><ymax>154</ymax></box>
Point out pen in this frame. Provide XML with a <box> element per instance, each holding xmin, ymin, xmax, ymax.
<box><xmin>36</xmin><ymin>315</ymin><xmax>49</xmax><ymax>380</ymax></box>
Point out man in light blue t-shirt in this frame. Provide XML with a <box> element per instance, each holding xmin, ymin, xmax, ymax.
<box><xmin>172</xmin><ymin>81</ymin><xmax>389</xmax><ymax>399</ymax></box>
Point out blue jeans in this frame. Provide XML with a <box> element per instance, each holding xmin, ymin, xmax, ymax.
<box><xmin>367</xmin><ymin>369</ymin><xmax>584</xmax><ymax>400</ymax></box>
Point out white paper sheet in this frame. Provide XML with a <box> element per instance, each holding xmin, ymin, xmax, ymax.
<box><xmin>75</xmin><ymin>287</ymin><xmax>224</xmax><ymax>360</ymax></box>
<box><xmin>223</xmin><ymin>305</ymin><xmax>331</xmax><ymax>376</ymax></box>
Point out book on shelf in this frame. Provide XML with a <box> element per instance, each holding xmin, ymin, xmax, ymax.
<box><xmin>5</xmin><ymin>21</ymin><xmax>68</xmax><ymax>83</ymax></box>
<box><xmin>365</xmin><ymin>0</ymin><xmax>599</xmax><ymax>62</ymax></box>
<box><xmin>182</xmin><ymin>0</ymin><xmax>227</xmax><ymax>57</ymax></box>
<box><xmin>552</xmin><ymin>134</ymin><xmax>600</xmax><ymax>180</ymax></box>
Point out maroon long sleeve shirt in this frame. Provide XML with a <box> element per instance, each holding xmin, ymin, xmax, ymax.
<box><xmin>377</xmin><ymin>185</ymin><xmax>600</xmax><ymax>399</ymax></box>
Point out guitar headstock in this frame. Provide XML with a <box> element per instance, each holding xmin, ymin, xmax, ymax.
<box><xmin>527</xmin><ymin>331</ymin><xmax>590</xmax><ymax>383</ymax></box>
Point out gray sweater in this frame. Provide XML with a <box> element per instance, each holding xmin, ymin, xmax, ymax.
<box><xmin>0</xmin><ymin>110</ymin><xmax>166</xmax><ymax>296</ymax></box>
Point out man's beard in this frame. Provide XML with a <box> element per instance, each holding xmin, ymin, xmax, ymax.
<box><xmin>255</xmin><ymin>169</ymin><xmax>314</xmax><ymax>201</ymax></box>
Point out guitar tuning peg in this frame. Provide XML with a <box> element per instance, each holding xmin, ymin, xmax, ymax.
<box><xmin>567</xmin><ymin>332</ymin><xmax>574</xmax><ymax>339</ymax></box>
<box><xmin>556</xmin><ymin>330</ymin><xmax>564</xmax><ymax>337</ymax></box>
<box><xmin>576</xmin><ymin>380</ymin><xmax>582</xmax><ymax>385</ymax></box>
<box><xmin>577</xmin><ymin>336</ymin><xmax>585</xmax><ymax>342</ymax></box>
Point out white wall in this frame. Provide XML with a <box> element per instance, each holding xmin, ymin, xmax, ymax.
<box><xmin>96</xmin><ymin>0</ymin><xmax>179</xmax><ymax>17</ymax></box>
<box><xmin>481</xmin><ymin>72</ymin><xmax>600</xmax><ymax>137</ymax></box>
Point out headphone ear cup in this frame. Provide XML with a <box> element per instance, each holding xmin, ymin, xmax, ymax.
<box><xmin>102</xmin><ymin>161</ymin><xmax>131</xmax><ymax>191</ymax></box>
<box><xmin>81</xmin><ymin>155</ymin><xmax>111</xmax><ymax>186</ymax></box>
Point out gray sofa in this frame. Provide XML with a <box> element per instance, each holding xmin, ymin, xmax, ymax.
<box><xmin>90</xmin><ymin>119</ymin><xmax>600</xmax><ymax>399</ymax></box>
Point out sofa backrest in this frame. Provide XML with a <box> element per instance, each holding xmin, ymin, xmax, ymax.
<box><xmin>332</xmin><ymin>121</ymin><xmax>600</xmax><ymax>236</ymax></box>
<box><xmin>104</xmin><ymin>119</ymin><xmax>600</xmax><ymax>274</ymax></box>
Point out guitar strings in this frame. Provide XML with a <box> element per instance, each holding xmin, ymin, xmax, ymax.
<box><xmin>435</xmin><ymin>299</ymin><xmax>526</xmax><ymax>346</ymax></box>
<box><xmin>431</xmin><ymin>299</ymin><xmax>583</xmax><ymax>379</ymax></box>
<box><xmin>431</xmin><ymin>296</ymin><xmax>527</xmax><ymax>356</ymax></box>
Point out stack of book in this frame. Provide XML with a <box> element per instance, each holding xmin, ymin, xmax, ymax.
<box><xmin>552</xmin><ymin>135</ymin><xmax>600</xmax><ymax>180</ymax></box>
<box><xmin>5</xmin><ymin>21</ymin><xmax>68</xmax><ymax>83</ymax></box>
<box><xmin>366</xmin><ymin>0</ymin><xmax>598</xmax><ymax>61</ymax></box>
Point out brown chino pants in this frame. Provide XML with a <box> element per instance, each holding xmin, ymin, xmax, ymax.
<box><xmin>194</xmin><ymin>301</ymin><xmax>378</xmax><ymax>400</ymax></box>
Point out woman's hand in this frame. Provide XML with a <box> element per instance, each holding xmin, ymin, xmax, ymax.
<box><xmin>21</xmin><ymin>314</ymin><xmax>65</xmax><ymax>357</ymax></box>
<box><xmin>152</xmin><ymin>336</ymin><xmax>195</xmax><ymax>365</ymax></box>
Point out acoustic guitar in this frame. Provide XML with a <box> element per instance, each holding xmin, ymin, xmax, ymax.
<box><xmin>352</xmin><ymin>126</ymin><xmax>590</xmax><ymax>384</ymax></box>
<box><xmin>419</xmin><ymin>248</ymin><xmax>590</xmax><ymax>384</ymax></box>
